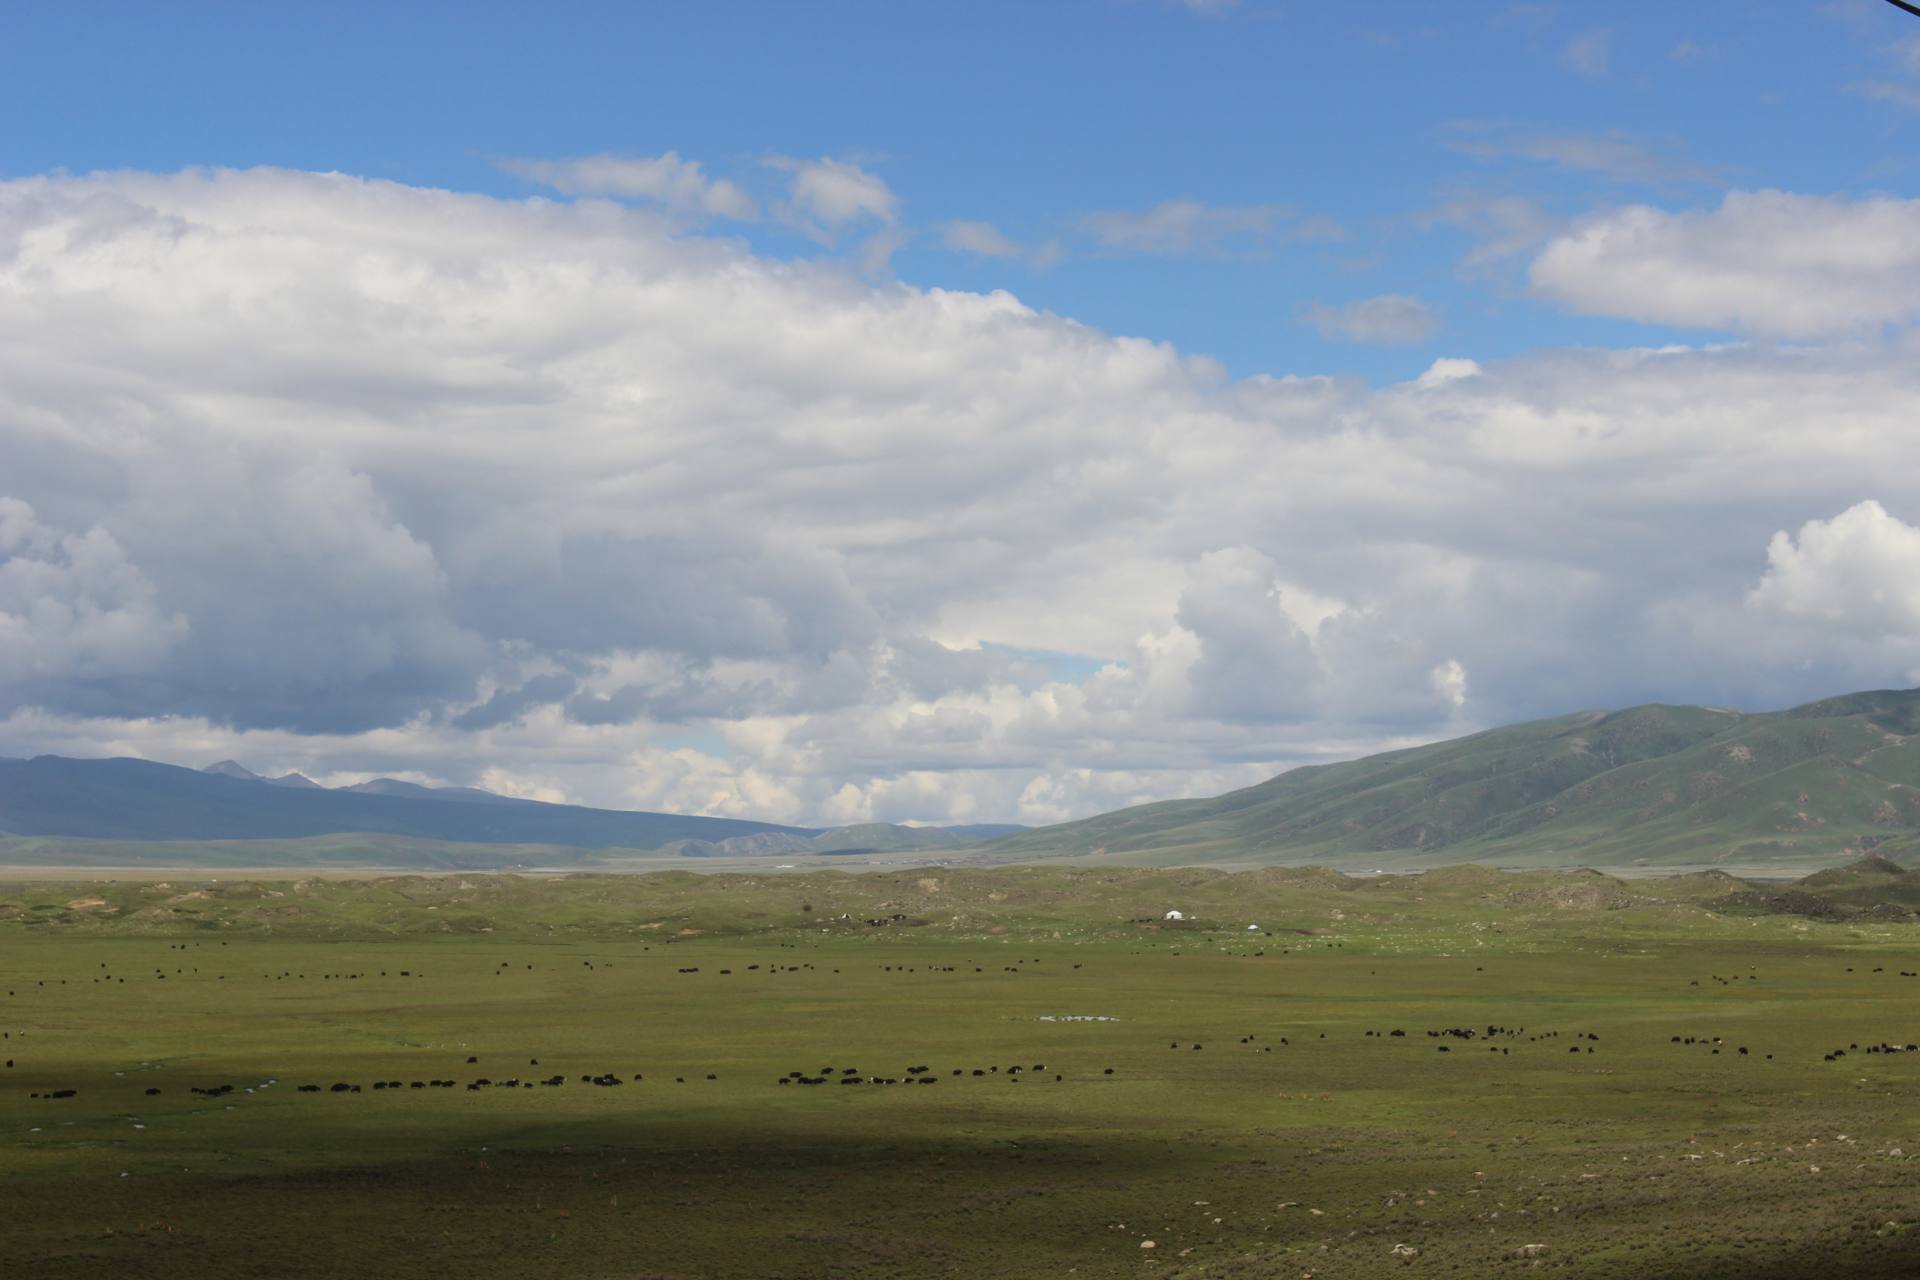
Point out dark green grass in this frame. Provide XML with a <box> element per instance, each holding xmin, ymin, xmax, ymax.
<box><xmin>3</xmin><ymin>870</ymin><xmax>1919</xmax><ymax>1278</ymax></box>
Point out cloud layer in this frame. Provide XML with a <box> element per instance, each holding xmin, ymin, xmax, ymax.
<box><xmin>3</xmin><ymin>168</ymin><xmax>1918</xmax><ymax>823</ymax></box>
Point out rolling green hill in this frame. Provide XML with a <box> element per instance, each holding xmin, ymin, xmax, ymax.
<box><xmin>987</xmin><ymin>689</ymin><xmax>1920</xmax><ymax>871</ymax></box>
<box><xmin>3</xmin><ymin>854</ymin><xmax>1915</xmax><ymax>940</ymax></box>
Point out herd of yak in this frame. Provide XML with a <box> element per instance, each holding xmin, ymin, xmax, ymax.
<box><xmin>8</xmin><ymin>944</ymin><xmax>1919</xmax><ymax>1103</ymax></box>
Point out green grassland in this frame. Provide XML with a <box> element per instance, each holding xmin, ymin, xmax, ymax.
<box><xmin>986</xmin><ymin>689</ymin><xmax>1920</xmax><ymax>872</ymax></box>
<box><xmin>0</xmin><ymin>832</ymin><xmax>634</xmax><ymax>872</ymax></box>
<box><xmin>4</xmin><ymin>865</ymin><xmax>1919</xmax><ymax>1279</ymax></box>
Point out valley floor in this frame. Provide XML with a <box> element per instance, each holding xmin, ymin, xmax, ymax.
<box><xmin>2</xmin><ymin>868</ymin><xmax>1918</xmax><ymax>1278</ymax></box>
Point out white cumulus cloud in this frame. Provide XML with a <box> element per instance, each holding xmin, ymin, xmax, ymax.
<box><xmin>1529</xmin><ymin>191</ymin><xmax>1920</xmax><ymax>337</ymax></box>
<box><xmin>6</xmin><ymin>167</ymin><xmax>1920</xmax><ymax>823</ymax></box>
<box><xmin>1748</xmin><ymin>500</ymin><xmax>1920</xmax><ymax>639</ymax></box>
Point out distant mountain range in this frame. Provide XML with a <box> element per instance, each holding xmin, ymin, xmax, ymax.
<box><xmin>204</xmin><ymin>760</ymin><xmax>527</xmax><ymax>805</ymax></box>
<box><xmin>985</xmin><ymin>688</ymin><xmax>1920</xmax><ymax>871</ymax></box>
<box><xmin>0</xmin><ymin>755</ymin><xmax>1021</xmax><ymax>860</ymax></box>
<box><xmin>11</xmin><ymin>687</ymin><xmax>1920</xmax><ymax>874</ymax></box>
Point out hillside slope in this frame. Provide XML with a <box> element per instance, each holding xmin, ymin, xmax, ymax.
<box><xmin>987</xmin><ymin>690</ymin><xmax>1920</xmax><ymax>870</ymax></box>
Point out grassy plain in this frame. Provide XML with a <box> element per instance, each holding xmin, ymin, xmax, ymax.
<box><xmin>3</xmin><ymin>866</ymin><xmax>1918</xmax><ymax>1279</ymax></box>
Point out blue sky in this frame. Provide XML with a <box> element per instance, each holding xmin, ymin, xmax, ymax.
<box><xmin>7</xmin><ymin>0</ymin><xmax>1916</xmax><ymax>384</ymax></box>
<box><xmin>6</xmin><ymin>2</ymin><xmax>1920</xmax><ymax>823</ymax></box>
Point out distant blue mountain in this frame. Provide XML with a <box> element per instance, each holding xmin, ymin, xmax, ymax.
<box><xmin>0</xmin><ymin>755</ymin><xmax>817</xmax><ymax>849</ymax></box>
<box><xmin>204</xmin><ymin>760</ymin><xmax>324</xmax><ymax>789</ymax></box>
<box><xmin>337</xmin><ymin>777</ymin><xmax>531</xmax><ymax>805</ymax></box>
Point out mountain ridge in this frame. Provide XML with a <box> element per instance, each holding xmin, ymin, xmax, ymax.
<box><xmin>984</xmin><ymin>689</ymin><xmax>1920</xmax><ymax>871</ymax></box>
<box><xmin>0</xmin><ymin>755</ymin><xmax>1025</xmax><ymax>863</ymax></box>
<box><xmin>0</xmin><ymin>755</ymin><xmax>814</xmax><ymax>850</ymax></box>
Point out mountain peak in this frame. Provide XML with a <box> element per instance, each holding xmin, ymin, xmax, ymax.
<box><xmin>204</xmin><ymin>760</ymin><xmax>321</xmax><ymax>790</ymax></box>
<box><xmin>342</xmin><ymin>778</ymin><xmax>525</xmax><ymax>806</ymax></box>
<box><xmin>203</xmin><ymin>759</ymin><xmax>263</xmax><ymax>781</ymax></box>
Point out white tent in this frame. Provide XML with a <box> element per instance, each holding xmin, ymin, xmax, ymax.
<box><xmin>1164</xmin><ymin>910</ymin><xmax>1184</xmax><ymax>921</ymax></box>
